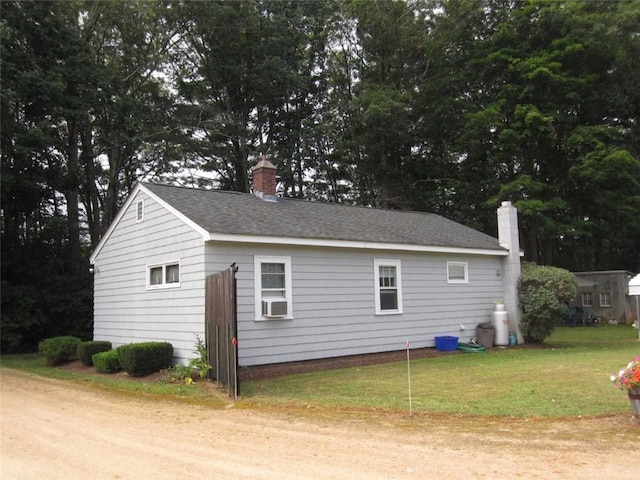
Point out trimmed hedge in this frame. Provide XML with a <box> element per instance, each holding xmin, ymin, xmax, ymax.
<box><xmin>77</xmin><ymin>341</ymin><xmax>112</xmax><ymax>366</ymax></box>
<box><xmin>93</xmin><ymin>350</ymin><xmax>122</xmax><ymax>374</ymax></box>
<box><xmin>117</xmin><ymin>342</ymin><xmax>173</xmax><ymax>377</ymax></box>
<box><xmin>38</xmin><ymin>336</ymin><xmax>81</xmax><ymax>366</ymax></box>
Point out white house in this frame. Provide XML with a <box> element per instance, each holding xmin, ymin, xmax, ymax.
<box><xmin>89</xmin><ymin>158</ymin><xmax>523</xmax><ymax>366</ymax></box>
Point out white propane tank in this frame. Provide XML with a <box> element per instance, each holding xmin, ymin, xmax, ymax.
<box><xmin>492</xmin><ymin>302</ymin><xmax>509</xmax><ymax>346</ymax></box>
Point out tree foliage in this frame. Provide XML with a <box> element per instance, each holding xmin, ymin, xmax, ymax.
<box><xmin>1</xmin><ymin>0</ymin><xmax>639</xmax><ymax>351</ymax></box>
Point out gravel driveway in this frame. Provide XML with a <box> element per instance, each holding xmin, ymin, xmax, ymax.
<box><xmin>1</xmin><ymin>368</ymin><xmax>638</xmax><ymax>479</ymax></box>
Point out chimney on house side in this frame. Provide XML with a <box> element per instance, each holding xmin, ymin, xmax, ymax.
<box><xmin>497</xmin><ymin>201</ymin><xmax>523</xmax><ymax>344</ymax></box>
<box><xmin>252</xmin><ymin>154</ymin><xmax>277</xmax><ymax>201</ymax></box>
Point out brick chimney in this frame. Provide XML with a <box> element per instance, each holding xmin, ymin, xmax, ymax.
<box><xmin>251</xmin><ymin>154</ymin><xmax>277</xmax><ymax>201</ymax></box>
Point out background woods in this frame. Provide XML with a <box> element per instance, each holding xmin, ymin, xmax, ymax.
<box><xmin>2</xmin><ymin>0</ymin><xmax>639</xmax><ymax>352</ymax></box>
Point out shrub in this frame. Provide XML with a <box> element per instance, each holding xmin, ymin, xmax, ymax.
<box><xmin>166</xmin><ymin>334</ymin><xmax>212</xmax><ymax>384</ymax></box>
<box><xmin>117</xmin><ymin>342</ymin><xmax>173</xmax><ymax>377</ymax></box>
<box><xmin>77</xmin><ymin>341</ymin><xmax>112</xmax><ymax>366</ymax></box>
<box><xmin>93</xmin><ymin>350</ymin><xmax>121</xmax><ymax>374</ymax></box>
<box><xmin>519</xmin><ymin>262</ymin><xmax>576</xmax><ymax>343</ymax></box>
<box><xmin>38</xmin><ymin>336</ymin><xmax>82</xmax><ymax>366</ymax></box>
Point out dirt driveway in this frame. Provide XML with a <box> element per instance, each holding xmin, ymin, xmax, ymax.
<box><xmin>1</xmin><ymin>368</ymin><xmax>639</xmax><ymax>480</ymax></box>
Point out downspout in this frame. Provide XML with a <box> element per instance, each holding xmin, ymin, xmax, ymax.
<box><xmin>497</xmin><ymin>201</ymin><xmax>524</xmax><ymax>344</ymax></box>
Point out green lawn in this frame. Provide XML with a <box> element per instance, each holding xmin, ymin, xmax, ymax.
<box><xmin>0</xmin><ymin>353</ymin><xmax>229</xmax><ymax>406</ymax></box>
<box><xmin>2</xmin><ymin>325</ymin><xmax>638</xmax><ymax>418</ymax></box>
<box><xmin>241</xmin><ymin>325</ymin><xmax>640</xmax><ymax>418</ymax></box>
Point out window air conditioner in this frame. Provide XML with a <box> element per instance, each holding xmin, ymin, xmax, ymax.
<box><xmin>262</xmin><ymin>299</ymin><xmax>288</xmax><ymax>318</ymax></box>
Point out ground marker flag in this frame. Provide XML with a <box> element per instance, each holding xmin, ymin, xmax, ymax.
<box><xmin>406</xmin><ymin>340</ymin><xmax>412</xmax><ymax>416</ymax></box>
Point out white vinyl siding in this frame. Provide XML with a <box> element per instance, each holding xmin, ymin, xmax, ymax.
<box><xmin>206</xmin><ymin>243</ymin><xmax>504</xmax><ymax>366</ymax></box>
<box><xmin>374</xmin><ymin>259</ymin><xmax>403</xmax><ymax>315</ymax></box>
<box><xmin>253</xmin><ymin>256</ymin><xmax>292</xmax><ymax>320</ymax></box>
<box><xmin>447</xmin><ymin>262</ymin><xmax>468</xmax><ymax>283</ymax></box>
<box><xmin>92</xmin><ymin>191</ymin><xmax>206</xmax><ymax>364</ymax></box>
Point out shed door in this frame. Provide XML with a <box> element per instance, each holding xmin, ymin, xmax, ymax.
<box><xmin>205</xmin><ymin>265</ymin><xmax>239</xmax><ymax>397</ymax></box>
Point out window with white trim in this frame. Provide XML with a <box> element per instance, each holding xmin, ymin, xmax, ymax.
<box><xmin>374</xmin><ymin>259</ymin><xmax>403</xmax><ymax>314</ymax></box>
<box><xmin>581</xmin><ymin>292</ymin><xmax>593</xmax><ymax>307</ymax></box>
<box><xmin>136</xmin><ymin>199</ymin><xmax>144</xmax><ymax>222</ymax></box>
<box><xmin>599</xmin><ymin>292</ymin><xmax>611</xmax><ymax>307</ymax></box>
<box><xmin>447</xmin><ymin>262</ymin><xmax>468</xmax><ymax>284</ymax></box>
<box><xmin>147</xmin><ymin>261</ymin><xmax>180</xmax><ymax>289</ymax></box>
<box><xmin>254</xmin><ymin>256</ymin><xmax>293</xmax><ymax>320</ymax></box>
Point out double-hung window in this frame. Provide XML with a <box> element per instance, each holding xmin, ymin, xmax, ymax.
<box><xmin>374</xmin><ymin>259</ymin><xmax>403</xmax><ymax>315</ymax></box>
<box><xmin>254</xmin><ymin>256</ymin><xmax>292</xmax><ymax>320</ymax></box>
<box><xmin>147</xmin><ymin>261</ymin><xmax>180</xmax><ymax>289</ymax></box>
<box><xmin>599</xmin><ymin>292</ymin><xmax>611</xmax><ymax>307</ymax></box>
<box><xmin>581</xmin><ymin>292</ymin><xmax>593</xmax><ymax>307</ymax></box>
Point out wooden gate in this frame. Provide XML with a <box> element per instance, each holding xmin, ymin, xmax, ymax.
<box><xmin>205</xmin><ymin>265</ymin><xmax>239</xmax><ymax>398</ymax></box>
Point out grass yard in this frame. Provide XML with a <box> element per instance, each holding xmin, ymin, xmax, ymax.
<box><xmin>241</xmin><ymin>325</ymin><xmax>640</xmax><ymax>418</ymax></box>
<box><xmin>0</xmin><ymin>353</ymin><xmax>229</xmax><ymax>406</ymax></box>
<box><xmin>1</xmin><ymin>325</ymin><xmax>638</xmax><ymax>418</ymax></box>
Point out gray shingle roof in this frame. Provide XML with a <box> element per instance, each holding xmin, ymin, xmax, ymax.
<box><xmin>143</xmin><ymin>183</ymin><xmax>504</xmax><ymax>251</ymax></box>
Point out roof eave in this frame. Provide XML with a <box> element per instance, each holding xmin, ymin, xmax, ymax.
<box><xmin>205</xmin><ymin>232</ymin><xmax>508</xmax><ymax>256</ymax></box>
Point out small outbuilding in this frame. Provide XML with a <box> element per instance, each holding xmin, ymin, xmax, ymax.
<box><xmin>570</xmin><ymin>270</ymin><xmax>637</xmax><ymax>324</ymax></box>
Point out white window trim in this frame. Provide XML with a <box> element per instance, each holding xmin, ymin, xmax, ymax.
<box><xmin>254</xmin><ymin>255</ymin><xmax>293</xmax><ymax>321</ymax></box>
<box><xmin>447</xmin><ymin>261</ymin><xmax>469</xmax><ymax>284</ymax></box>
<box><xmin>581</xmin><ymin>292</ymin><xmax>593</xmax><ymax>307</ymax></box>
<box><xmin>374</xmin><ymin>259</ymin><xmax>403</xmax><ymax>315</ymax></box>
<box><xmin>599</xmin><ymin>292</ymin><xmax>611</xmax><ymax>307</ymax></box>
<box><xmin>136</xmin><ymin>199</ymin><xmax>144</xmax><ymax>223</ymax></box>
<box><xmin>146</xmin><ymin>260</ymin><xmax>181</xmax><ymax>290</ymax></box>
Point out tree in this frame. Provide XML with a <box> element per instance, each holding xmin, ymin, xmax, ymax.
<box><xmin>79</xmin><ymin>0</ymin><xmax>181</xmax><ymax>239</ymax></box>
<box><xmin>444</xmin><ymin>0</ymin><xmax>639</xmax><ymax>270</ymax></box>
<box><xmin>171</xmin><ymin>0</ymin><xmax>341</xmax><ymax>197</ymax></box>
<box><xmin>0</xmin><ymin>0</ymin><xmax>178</xmax><ymax>351</ymax></box>
<box><xmin>1</xmin><ymin>0</ymin><xmax>95</xmax><ymax>351</ymax></box>
<box><xmin>343</xmin><ymin>0</ymin><xmax>430</xmax><ymax>208</ymax></box>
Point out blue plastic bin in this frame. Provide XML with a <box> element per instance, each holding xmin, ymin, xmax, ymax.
<box><xmin>435</xmin><ymin>336</ymin><xmax>459</xmax><ymax>352</ymax></box>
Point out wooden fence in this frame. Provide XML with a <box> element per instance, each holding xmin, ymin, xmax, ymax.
<box><xmin>205</xmin><ymin>265</ymin><xmax>239</xmax><ymax>397</ymax></box>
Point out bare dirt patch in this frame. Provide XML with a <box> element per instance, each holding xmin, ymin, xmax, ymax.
<box><xmin>54</xmin><ymin>347</ymin><xmax>469</xmax><ymax>383</ymax></box>
<box><xmin>238</xmin><ymin>344</ymin><xmax>555</xmax><ymax>381</ymax></box>
<box><xmin>238</xmin><ymin>346</ymin><xmax>457</xmax><ymax>381</ymax></box>
<box><xmin>1</xmin><ymin>368</ymin><xmax>639</xmax><ymax>480</ymax></box>
<box><xmin>60</xmin><ymin>359</ymin><xmax>169</xmax><ymax>383</ymax></box>
<box><xmin>59</xmin><ymin>343</ymin><xmax>552</xmax><ymax>382</ymax></box>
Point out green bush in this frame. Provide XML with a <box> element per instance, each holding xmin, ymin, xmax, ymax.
<box><xmin>519</xmin><ymin>262</ymin><xmax>577</xmax><ymax>343</ymax></box>
<box><xmin>166</xmin><ymin>334</ymin><xmax>212</xmax><ymax>384</ymax></box>
<box><xmin>77</xmin><ymin>341</ymin><xmax>112</xmax><ymax>366</ymax></box>
<box><xmin>117</xmin><ymin>342</ymin><xmax>173</xmax><ymax>377</ymax></box>
<box><xmin>38</xmin><ymin>336</ymin><xmax>82</xmax><ymax>366</ymax></box>
<box><xmin>93</xmin><ymin>350</ymin><xmax>121</xmax><ymax>374</ymax></box>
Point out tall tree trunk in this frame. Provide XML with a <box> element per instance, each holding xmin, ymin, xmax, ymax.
<box><xmin>65</xmin><ymin>119</ymin><xmax>82</xmax><ymax>274</ymax></box>
<box><xmin>81</xmin><ymin>123</ymin><xmax>101</xmax><ymax>249</ymax></box>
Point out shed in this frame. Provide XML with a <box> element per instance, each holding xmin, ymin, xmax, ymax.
<box><xmin>570</xmin><ymin>271</ymin><xmax>637</xmax><ymax>324</ymax></box>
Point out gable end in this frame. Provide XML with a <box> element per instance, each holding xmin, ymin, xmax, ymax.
<box><xmin>89</xmin><ymin>184</ymin><xmax>209</xmax><ymax>264</ymax></box>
